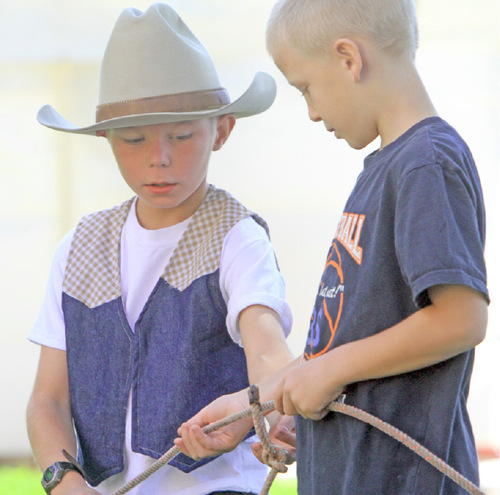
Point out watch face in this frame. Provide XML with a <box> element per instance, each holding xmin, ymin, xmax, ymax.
<box><xmin>42</xmin><ymin>461</ymin><xmax>82</xmax><ymax>493</ymax></box>
<box><xmin>43</xmin><ymin>465</ymin><xmax>56</xmax><ymax>482</ymax></box>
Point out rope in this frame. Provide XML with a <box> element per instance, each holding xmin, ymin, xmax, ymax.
<box><xmin>248</xmin><ymin>385</ymin><xmax>294</xmax><ymax>495</ymax></box>
<box><xmin>111</xmin><ymin>399</ymin><xmax>275</xmax><ymax>495</ymax></box>
<box><xmin>111</xmin><ymin>387</ymin><xmax>485</xmax><ymax>495</ymax></box>
<box><xmin>327</xmin><ymin>398</ymin><xmax>485</xmax><ymax>495</ymax></box>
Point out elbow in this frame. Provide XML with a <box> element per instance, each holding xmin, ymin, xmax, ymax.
<box><xmin>457</xmin><ymin>298</ymin><xmax>488</xmax><ymax>350</ymax></box>
<box><xmin>470</xmin><ymin>309</ymin><xmax>488</xmax><ymax>348</ymax></box>
<box><xmin>428</xmin><ymin>285</ymin><xmax>488</xmax><ymax>353</ymax></box>
<box><xmin>464</xmin><ymin>325</ymin><xmax>486</xmax><ymax>350</ymax></box>
<box><xmin>26</xmin><ymin>392</ymin><xmax>71</xmax><ymax>429</ymax></box>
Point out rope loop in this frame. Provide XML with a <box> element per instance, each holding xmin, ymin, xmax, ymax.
<box><xmin>261</xmin><ymin>451</ymin><xmax>288</xmax><ymax>473</ymax></box>
<box><xmin>248</xmin><ymin>385</ymin><xmax>292</xmax><ymax>495</ymax></box>
<box><xmin>111</xmin><ymin>386</ymin><xmax>485</xmax><ymax>495</ymax></box>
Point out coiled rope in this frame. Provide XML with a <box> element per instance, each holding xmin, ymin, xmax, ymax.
<box><xmin>111</xmin><ymin>386</ymin><xmax>485</xmax><ymax>495</ymax></box>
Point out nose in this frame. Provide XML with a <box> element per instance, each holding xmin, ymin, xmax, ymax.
<box><xmin>307</xmin><ymin>102</ymin><xmax>323</xmax><ymax>122</ymax></box>
<box><xmin>307</xmin><ymin>102</ymin><xmax>322</xmax><ymax>123</ymax></box>
<box><xmin>149</xmin><ymin>136</ymin><xmax>171</xmax><ymax>168</ymax></box>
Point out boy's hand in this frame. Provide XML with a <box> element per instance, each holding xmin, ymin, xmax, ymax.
<box><xmin>251</xmin><ymin>414</ymin><xmax>296</xmax><ymax>464</ymax></box>
<box><xmin>174</xmin><ymin>390</ymin><xmax>253</xmax><ymax>460</ymax></box>
<box><xmin>274</xmin><ymin>354</ymin><xmax>344</xmax><ymax>420</ymax></box>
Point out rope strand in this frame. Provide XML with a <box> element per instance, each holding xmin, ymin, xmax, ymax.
<box><xmin>111</xmin><ymin>401</ymin><xmax>274</xmax><ymax>495</ymax></box>
<box><xmin>327</xmin><ymin>400</ymin><xmax>485</xmax><ymax>495</ymax></box>
<box><xmin>111</xmin><ymin>388</ymin><xmax>485</xmax><ymax>495</ymax></box>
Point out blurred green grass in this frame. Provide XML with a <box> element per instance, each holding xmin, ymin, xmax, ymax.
<box><xmin>0</xmin><ymin>465</ymin><xmax>297</xmax><ymax>494</ymax></box>
<box><xmin>0</xmin><ymin>466</ymin><xmax>44</xmax><ymax>495</ymax></box>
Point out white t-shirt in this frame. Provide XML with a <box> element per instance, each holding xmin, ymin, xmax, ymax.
<box><xmin>29</xmin><ymin>200</ymin><xmax>292</xmax><ymax>495</ymax></box>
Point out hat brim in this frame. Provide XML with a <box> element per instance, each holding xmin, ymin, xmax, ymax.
<box><xmin>37</xmin><ymin>71</ymin><xmax>277</xmax><ymax>135</ymax></box>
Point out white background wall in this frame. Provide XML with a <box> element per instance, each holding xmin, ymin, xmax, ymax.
<box><xmin>0</xmin><ymin>0</ymin><xmax>498</xmax><ymax>480</ymax></box>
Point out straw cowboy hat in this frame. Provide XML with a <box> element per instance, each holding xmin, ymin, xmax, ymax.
<box><xmin>37</xmin><ymin>3</ymin><xmax>277</xmax><ymax>135</ymax></box>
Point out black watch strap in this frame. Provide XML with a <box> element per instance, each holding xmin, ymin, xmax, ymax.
<box><xmin>62</xmin><ymin>449</ymin><xmax>87</xmax><ymax>477</ymax></box>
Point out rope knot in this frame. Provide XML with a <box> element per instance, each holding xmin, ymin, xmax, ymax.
<box><xmin>261</xmin><ymin>447</ymin><xmax>288</xmax><ymax>474</ymax></box>
<box><xmin>247</xmin><ymin>385</ymin><xmax>295</xmax><ymax>494</ymax></box>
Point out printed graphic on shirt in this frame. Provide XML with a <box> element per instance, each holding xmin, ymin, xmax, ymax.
<box><xmin>304</xmin><ymin>212</ymin><xmax>365</xmax><ymax>360</ymax></box>
<box><xmin>335</xmin><ymin>212</ymin><xmax>365</xmax><ymax>265</ymax></box>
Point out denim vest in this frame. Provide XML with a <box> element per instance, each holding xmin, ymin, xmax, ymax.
<box><xmin>62</xmin><ymin>186</ymin><xmax>268</xmax><ymax>486</ymax></box>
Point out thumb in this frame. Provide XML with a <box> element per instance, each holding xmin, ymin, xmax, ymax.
<box><xmin>274</xmin><ymin>425</ymin><xmax>296</xmax><ymax>447</ymax></box>
<box><xmin>251</xmin><ymin>442</ymin><xmax>265</xmax><ymax>464</ymax></box>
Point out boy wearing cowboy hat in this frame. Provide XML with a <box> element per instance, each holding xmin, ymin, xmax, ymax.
<box><xmin>27</xmin><ymin>4</ymin><xmax>293</xmax><ymax>494</ymax></box>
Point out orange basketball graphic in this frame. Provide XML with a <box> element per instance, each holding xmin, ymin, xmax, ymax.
<box><xmin>305</xmin><ymin>241</ymin><xmax>344</xmax><ymax>360</ymax></box>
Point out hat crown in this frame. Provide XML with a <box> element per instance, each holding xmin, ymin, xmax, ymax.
<box><xmin>98</xmin><ymin>3</ymin><xmax>222</xmax><ymax>105</ymax></box>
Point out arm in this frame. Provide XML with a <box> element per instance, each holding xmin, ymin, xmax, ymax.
<box><xmin>27</xmin><ymin>346</ymin><xmax>99</xmax><ymax>495</ymax></box>
<box><xmin>175</xmin><ymin>218</ymin><xmax>296</xmax><ymax>458</ymax></box>
<box><xmin>239</xmin><ymin>304</ymin><xmax>294</xmax><ymax>385</ymax></box>
<box><xmin>175</xmin><ymin>305</ymin><xmax>296</xmax><ymax>460</ymax></box>
<box><xmin>275</xmin><ymin>284</ymin><xmax>487</xmax><ymax>419</ymax></box>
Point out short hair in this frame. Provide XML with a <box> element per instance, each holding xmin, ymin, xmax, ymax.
<box><xmin>266</xmin><ymin>0</ymin><xmax>419</xmax><ymax>59</ymax></box>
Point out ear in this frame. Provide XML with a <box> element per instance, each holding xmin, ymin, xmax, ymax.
<box><xmin>332</xmin><ymin>38</ymin><xmax>363</xmax><ymax>82</ymax></box>
<box><xmin>213</xmin><ymin>114</ymin><xmax>236</xmax><ymax>151</ymax></box>
<box><xmin>96</xmin><ymin>130</ymin><xmax>107</xmax><ymax>138</ymax></box>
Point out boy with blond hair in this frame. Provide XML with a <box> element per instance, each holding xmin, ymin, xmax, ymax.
<box><xmin>176</xmin><ymin>1</ymin><xmax>489</xmax><ymax>493</ymax></box>
<box><xmin>26</xmin><ymin>4</ymin><xmax>294</xmax><ymax>494</ymax></box>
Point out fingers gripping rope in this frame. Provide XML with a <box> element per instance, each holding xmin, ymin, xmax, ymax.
<box><xmin>110</xmin><ymin>386</ymin><xmax>485</xmax><ymax>495</ymax></box>
<box><xmin>110</xmin><ymin>396</ymin><xmax>275</xmax><ymax>495</ymax></box>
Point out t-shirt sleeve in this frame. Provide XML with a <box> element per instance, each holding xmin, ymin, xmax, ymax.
<box><xmin>27</xmin><ymin>229</ymin><xmax>75</xmax><ymax>350</ymax></box>
<box><xmin>219</xmin><ymin>217</ymin><xmax>293</xmax><ymax>346</ymax></box>
<box><xmin>395</xmin><ymin>161</ymin><xmax>488</xmax><ymax>307</ymax></box>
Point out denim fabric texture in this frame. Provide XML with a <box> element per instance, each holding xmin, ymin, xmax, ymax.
<box><xmin>63</xmin><ymin>270</ymin><xmax>250</xmax><ymax>486</ymax></box>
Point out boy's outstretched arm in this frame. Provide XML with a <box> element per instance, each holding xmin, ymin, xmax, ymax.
<box><xmin>27</xmin><ymin>346</ymin><xmax>100</xmax><ymax>495</ymax></box>
<box><xmin>275</xmin><ymin>284</ymin><xmax>487</xmax><ymax>420</ymax></box>
<box><xmin>175</xmin><ymin>304</ymin><xmax>296</xmax><ymax>460</ymax></box>
<box><xmin>239</xmin><ymin>304</ymin><xmax>294</xmax><ymax>384</ymax></box>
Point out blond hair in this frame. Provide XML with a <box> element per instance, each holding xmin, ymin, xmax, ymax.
<box><xmin>266</xmin><ymin>0</ymin><xmax>419</xmax><ymax>59</ymax></box>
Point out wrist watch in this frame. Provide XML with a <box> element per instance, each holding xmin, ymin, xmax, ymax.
<box><xmin>41</xmin><ymin>461</ymin><xmax>84</xmax><ymax>494</ymax></box>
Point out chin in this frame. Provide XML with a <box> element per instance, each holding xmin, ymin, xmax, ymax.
<box><xmin>350</xmin><ymin>142</ymin><xmax>370</xmax><ymax>151</ymax></box>
<box><xmin>343</xmin><ymin>137</ymin><xmax>364</xmax><ymax>150</ymax></box>
<box><xmin>347</xmin><ymin>134</ymin><xmax>379</xmax><ymax>151</ymax></box>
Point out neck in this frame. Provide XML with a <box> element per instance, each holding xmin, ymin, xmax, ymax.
<box><xmin>136</xmin><ymin>182</ymin><xmax>208</xmax><ymax>230</ymax></box>
<box><xmin>375</xmin><ymin>59</ymin><xmax>438</xmax><ymax>149</ymax></box>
